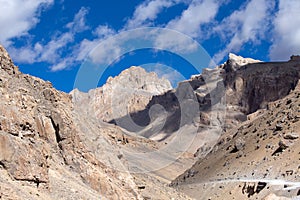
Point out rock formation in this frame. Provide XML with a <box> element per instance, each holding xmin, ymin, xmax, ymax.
<box><xmin>171</xmin><ymin>57</ymin><xmax>300</xmax><ymax>199</ymax></box>
<box><xmin>0</xmin><ymin>45</ymin><xmax>190</xmax><ymax>200</ymax></box>
<box><xmin>1</xmin><ymin>42</ymin><xmax>300</xmax><ymax>200</ymax></box>
<box><xmin>71</xmin><ymin>66</ymin><xmax>172</xmax><ymax>123</ymax></box>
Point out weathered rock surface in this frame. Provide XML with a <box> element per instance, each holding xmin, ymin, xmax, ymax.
<box><xmin>0</xmin><ymin>45</ymin><xmax>190</xmax><ymax>200</ymax></box>
<box><xmin>71</xmin><ymin>66</ymin><xmax>172</xmax><ymax>123</ymax></box>
<box><xmin>72</xmin><ymin>53</ymin><xmax>300</xmax><ymax>191</ymax></box>
<box><xmin>2</xmin><ymin>42</ymin><xmax>300</xmax><ymax>200</ymax></box>
<box><xmin>172</xmin><ymin>73</ymin><xmax>300</xmax><ymax>199</ymax></box>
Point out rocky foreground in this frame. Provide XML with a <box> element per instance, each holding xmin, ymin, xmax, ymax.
<box><xmin>0</xmin><ymin>45</ymin><xmax>190</xmax><ymax>199</ymax></box>
<box><xmin>1</xmin><ymin>43</ymin><xmax>300</xmax><ymax>199</ymax></box>
<box><xmin>172</xmin><ymin>79</ymin><xmax>300</xmax><ymax>199</ymax></box>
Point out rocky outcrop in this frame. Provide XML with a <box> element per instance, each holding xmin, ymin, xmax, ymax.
<box><xmin>223</xmin><ymin>57</ymin><xmax>300</xmax><ymax>114</ymax></box>
<box><xmin>71</xmin><ymin>66</ymin><xmax>172</xmax><ymax>123</ymax></box>
<box><xmin>172</xmin><ymin>71</ymin><xmax>300</xmax><ymax>199</ymax></box>
<box><xmin>0</xmin><ymin>45</ymin><xmax>189</xmax><ymax>200</ymax></box>
<box><xmin>222</xmin><ymin>53</ymin><xmax>262</xmax><ymax>72</ymax></box>
<box><xmin>2</xmin><ymin>42</ymin><xmax>300</xmax><ymax>200</ymax></box>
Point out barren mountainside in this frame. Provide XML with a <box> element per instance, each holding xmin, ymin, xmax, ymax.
<box><xmin>172</xmin><ymin>81</ymin><xmax>300</xmax><ymax>199</ymax></box>
<box><xmin>0</xmin><ymin>45</ymin><xmax>190</xmax><ymax>199</ymax></box>
<box><xmin>1</xmin><ymin>43</ymin><xmax>300</xmax><ymax>200</ymax></box>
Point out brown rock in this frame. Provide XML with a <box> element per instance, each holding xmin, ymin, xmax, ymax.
<box><xmin>283</xmin><ymin>132</ymin><xmax>299</xmax><ymax>140</ymax></box>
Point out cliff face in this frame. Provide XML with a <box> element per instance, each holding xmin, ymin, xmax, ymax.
<box><xmin>0</xmin><ymin>45</ymin><xmax>138</xmax><ymax>199</ymax></box>
<box><xmin>172</xmin><ymin>81</ymin><xmax>300</xmax><ymax>199</ymax></box>
<box><xmin>223</xmin><ymin>55</ymin><xmax>300</xmax><ymax>114</ymax></box>
<box><xmin>71</xmin><ymin>66</ymin><xmax>172</xmax><ymax>123</ymax></box>
<box><xmin>171</xmin><ymin>57</ymin><xmax>300</xmax><ymax>199</ymax></box>
<box><xmin>0</xmin><ymin>45</ymin><xmax>190</xmax><ymax>200</ymax></box>
<box><xmin>1</xmin><ymin>42</ymin><xmax>300</xmax><ymax>200</ymax></box>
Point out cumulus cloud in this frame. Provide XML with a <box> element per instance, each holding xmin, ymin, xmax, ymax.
<box><xmin>40</xmin><ymin>32</ymin><xmax>74</xmax><ymax>62</ymax></box>
<box><xmin>66</xmin><ymin>7</ymin><xmax>89</xmax><ymax>33</ymax></box>
<box><xmin>5</xmin><ymin>0</ymin><xmax>221</xmax><ymax>73</ymax></box>
<box><xmin>9</xmin><ymin>6</ymin><xmax>89</xmax><ymax>70</ymax></box>
<box><xmin>64</xmin><ymin>25</ymin><xmax>117</xmax><ymax>67</ymax></box>
<box><xmin>93</xmin><ymin>25</ymin><xmax>116</xmax><ymax>38</ymax></box>
<box><xmin>212</xmin><ymin>0</ymin><xmax>275</xmax><ymax>64</ymax></box>
<box><xmin>125</xmin><ymin>0</ymin><xmax>191</xmax><ymax>29</ymax></box>
<box><xmin>269</xmin><ymin>0</ymin><xmax>300</xmax><ymax>61</ymax></box>
<box><xmin>86</xmin><ymin>37</ymin><xmax>122</xmax><ymax>66</ymax></box>
<box><xmin>73</xmin><ymin>0</ymin><xmax>221</xmax><ymax>73</ymax></box>
<box><xmin>9</xmin><ymin>0</ymin><xmax>284</xmax><ymax>76</ymax></box>
<box><xmin>151</xmin><ymin>0</ymin><xmax>221</xmax><ymax>57</ymax></box>
<box><xmin>154</xmin><ymin>29</ymin><xmax>199</xmax><ymax>53</ymax></box>
<box><xmin>49</xmin><ymin>24</ymin><xmax>117</xmax><ymax>71</ymax></box>
<box><xmin>0</xmin><ymin>0</ymin><xmax>53</xmax><ymax>46</ymax></box>
<box><xmin>167</xmin><ymin>0</ymin><xmax>219</xmax><ymax>37</ymax></box>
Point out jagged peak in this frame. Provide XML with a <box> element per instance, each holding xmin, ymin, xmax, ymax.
<box><xmin>228</xmin><ymin>53</ymin><xmax>261</xmax><ymax>65</ymax></box>
<box><xmin>220</xmin><ymin>53</ymin><xmax>262</xmax><ymax>72</ymax></box>
<box><xmin>0</xmin><ymin>45</ymin><xmax>12</xmax><ymax>61</ymax></box>
<box><xmin>0</xmin><ymin>44</ymin><xmax>19</xmax><ymax>75</ymax></box>
<box><xmin>104</xmin><ymin>66</ymin><xmax>172</xmax><ymax>95</ymax></box>
<box><xmin>107</xmin><ymin>66</ymin><xmax>163</xmax><ymax>83</ymax></box>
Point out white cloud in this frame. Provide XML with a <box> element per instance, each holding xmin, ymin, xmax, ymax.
<box><xmin>213</xmin><ymin>0</ymin><xmax>275</xmax><ymax>64</ymax></box>
<box><xmin>66</xmin><ymin>25</ymin><xmax>116</xmax><ymax>65</ymax></box>
<box><xmin>154</xmin><ymin>29</ymin><xmax>198</xmax><ymax>53</ymax></box>
<box><xmin>39</xmin><ymin>32</ymin><xmax>74</xmax><ymax>62</ymax></box>
<box><xmin>167</xmin><ymin>0</ymin><xmax>219</xmax><ymax>37</ymax></box>
<box><xmin>50</xmin><ymin>56</ymin><xmax>75</xmax><ymax>71</ymax></box>
<box><xmin>8</xmin><ymin>46</ymin><xmax>37</xmax><ymax>64</ymax></box>
<box><xmin>125</xmin><ymin>0</ymin><xmax>188</xmax><ymax>29</ymax></box>
<box><xmin>87</xmin><ymin>37</ymin><xmax>122</xmax><ymax>65</ymax></box>
<box><xmin>151</xmin><ymin>0</ymin><xmax>221</xmax><ymax>56</ymax></box>
<box><xmin>76</xmin><ymin>38</ymin><xmax>100</xmax><ymax>62</ymax></box>
<box><xmin>49</xmin><ymin>24</ymin><xmax>117</xmax><ymax>70</ymax></box>
<box><xmin>5</xmin><ymin>0</ymin><xmax>220</xmax><ymax>72</ymax></box>
<box><xmin>9</xmin><ymin>31</ymin><xmax>75</xmax><ymax>66</ymax></box>
<box><xmin>9</xmin><ymin>6</ymin><xmax>90</xmax><ymax>70</ymax></box>
<box><xmin>0</xmin><ymin>0</ymin><xmax>53</xmax><ymax>46</ymax></box>
<box><xmin>269</xmin><ymin>0</ymin><xmax>300</xmax><ymax>61</ymax></box>
<box><xmin>66</xmin><ymin>7</ymin><xmax>89</xmax><ymax>33</ymax></box>
<box><xmin>92</xmin><ymin>25</ymin><xmax>116</xmax><ymax>38</ymax></box>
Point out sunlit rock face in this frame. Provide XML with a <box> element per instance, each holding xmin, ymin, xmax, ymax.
<box><xmin>71</xmin><ymin>66</ymin><xmax>172</xmax><ymax>123</ymax></box>
<box><xmin>2</xmin><ymin>42</ymin><xmax>300</xmax><ymax>200</ymax></box>
<box><xmin>0</xmin><ymin>45</ymin><xmax>191</xmax><ymax>200</ymax></box>
<box><xmin>172</xmin><ymin>56</ymin><xmax>300</xmax><ymax>199</ymax></box>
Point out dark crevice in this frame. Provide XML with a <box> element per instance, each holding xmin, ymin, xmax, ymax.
<box><xmin>272</xmin><ymin>144</ymin><xmax>288</xmax><ymax>156</ymax></box>
<box><xmin>49</xmin><ymin>116</ymin><xmax>62</xmax><ymax>144</ymax></box>
<box><xmin>230</xmin><ymin>146</ymin><xmax>239</xmax><ymax>153</ymax></box>
<box><xmin>137</xmin><ymin>186</ymin><xmax>145</xmax><ymax>190</ymax></box>
<box><xmin>256</xmin><ymin>182</ymin><xmax>267</xmax><ymax>193</ymax></box>
<box><xmin>0</xmin><ymin>161</ymin><xmax>6</xmax><ymax>169</ymax></box>
<box><xmin>271</xmin><ymin>147</ymin><xmax>283</xmax><ymax>156</ymax></box>
<box><xmin>15</xmin><ymin>177</ymin><xmax>46</xmax><ymax>188</ymax></box>
<box><xmin>242</xmin><ymin>183</ymin><xmax>255</xmax><ymax>198</ymax></box>
<box><xmin>242</xmin><ymin>182</ymin><xmax>267</xmax><ymax>198</ymax></box>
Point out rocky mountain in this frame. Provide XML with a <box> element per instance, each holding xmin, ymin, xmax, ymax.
<box><xmin>1</xmin><ymin>42</ymin><xmax>300</xmax><ymax>200</ymax></box>
<box><xmin>170</xmin><ymin>56</ymin><xmax>300</xmax><ymax>199</ymax></box>
<box><xmin>0</xmin><ymin>45</ymin><xmax>190</xmax><ymax>200</ymax></box>
<box><xmin>71</xmin><ymin>66</ymin><xmax>172</xmax><ymax>123</ymax></box>
<box><xmin>172</xmin><ymin>80</ymin><xmax>300</xmax><ymax>199</ymax></box>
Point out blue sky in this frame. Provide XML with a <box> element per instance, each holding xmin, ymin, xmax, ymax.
<box><xmin>0</xmin><ymin>0</ymin><xmax>299</xmax><ymax>92</ymax></box>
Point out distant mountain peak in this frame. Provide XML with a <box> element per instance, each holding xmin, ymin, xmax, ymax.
<box><xmin>221</xmin><ymin>53</ymin><xmax>262</xmax><ymax>72</ymax></box>
<box><xmin>105</xmin><ymin>66</ymin><xmax>172</xmax><ymax>95</ymax></box>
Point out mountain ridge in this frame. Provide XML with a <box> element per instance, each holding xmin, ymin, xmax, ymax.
<box><xmin>1</xmin><ymin>44</ymin><xmax>300</xmax><ymax>199</ymax></box>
